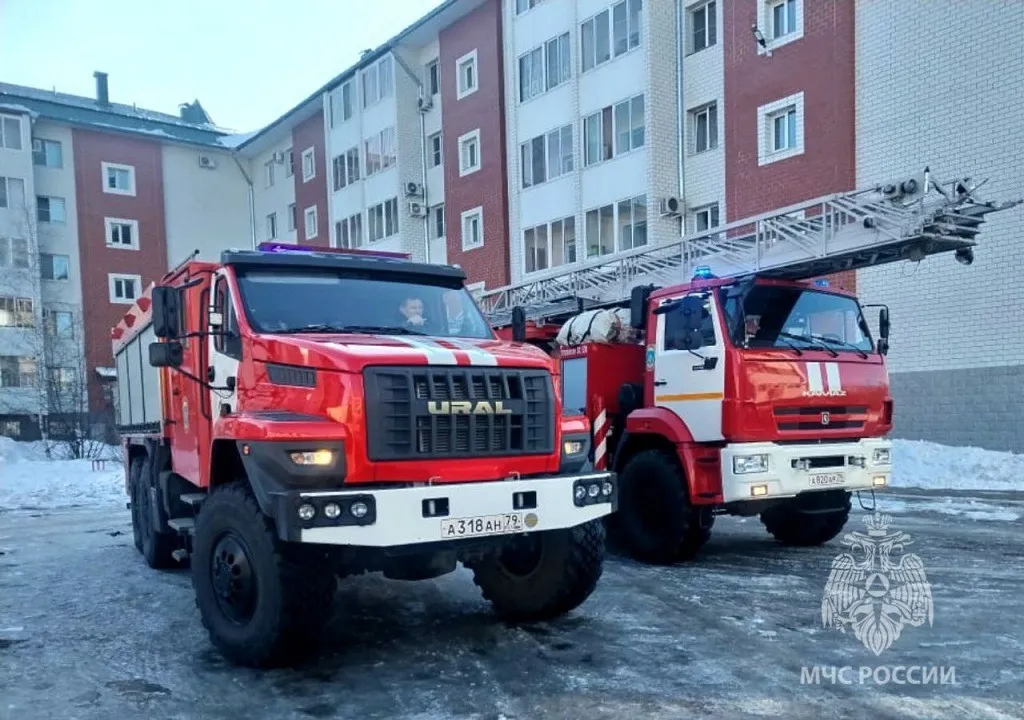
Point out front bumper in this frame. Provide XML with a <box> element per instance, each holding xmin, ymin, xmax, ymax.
<box><xmin>269</xmin><ymin>472</ymin><xmax>617</xmax><ymax>547</ymax></box>
<box><xmin>720</xmin><ymin>438</ymin><xmax>891</xmax><ymax>504</ymax></box>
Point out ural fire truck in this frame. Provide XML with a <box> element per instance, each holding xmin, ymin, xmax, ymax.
<box><xmin>484</xmin><ymin>169</ymin><xmax>1019</xmax><ymax>563</ymax></box>
<box><xmin>110</xmin><ymin>243</ymin><xmax>615</xmax><ymax>667</ymax></box>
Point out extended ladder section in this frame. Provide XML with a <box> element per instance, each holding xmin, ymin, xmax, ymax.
<box><xmin>481</xmin><ymin>170</ymin><xmax>1021</xmax><ymax>327</ymax></box>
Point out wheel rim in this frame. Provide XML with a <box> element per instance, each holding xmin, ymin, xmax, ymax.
<box><xmin>210</xmin><ymin>532</ymin><xmax>258</xmax><ymax>624</ymax></box>
<box><xmin>497</xmin><ymin>533</ymin><xmax>545</xmax><ymax>579</ymax></box>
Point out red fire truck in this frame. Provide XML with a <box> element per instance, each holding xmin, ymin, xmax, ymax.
<box><xmin>111</xmin><ymin>243</ymin><xmax>615</xmax><ymax>667</ymax></box>
<box><xmin>484</xmin><ymin>170</ymin><xmax>1019</xmax><ymax>563</ymax></box>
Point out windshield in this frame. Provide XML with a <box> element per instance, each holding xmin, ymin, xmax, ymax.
<box><xmin>235</xmin><ymin>268</ymin><xmax>494</xmax><ymax>340</ymax></box>
<box><xmin>720</xmin><ymin>284</ymin><xmax>874</xmax><ymax>354</ymax></box>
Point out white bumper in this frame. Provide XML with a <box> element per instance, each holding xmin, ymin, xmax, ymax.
<box><xmin>295</xmin><ymin>472</ymin><xmax>615</xmax><ymax>547</ymax></box>
<box><xmin>720</xmin><ymin>438</ymin><xmax>892</xmax><ymax>504</ymax></box>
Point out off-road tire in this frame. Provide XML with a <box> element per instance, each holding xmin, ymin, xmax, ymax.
<box><xmin>467</xmin><ymin>519</ymin><xmax>605</xmax><ymax>623</ymax></box>
<box><xmin>609</xmin><ymin>448</ymin><xmax>713</xmax><ymax>564</ymax></box>
<box><xmin>760</xmin><ymin>490</ymin><xmax>852</xmax><ymax>547</ymax></box>
<box><xmin>128</xmin><ymin>455</ymin><xmax>144</xmax><ymax>553</ymax></box>
<box><xmin>136</xmin><ymin>454</ymin><xmax>178</xmax><ymax>569</ymax></box>
<box><xmin>191</xmin><ymin>482</ymin><xmax>336</xmax><ymax>668</ymax></box>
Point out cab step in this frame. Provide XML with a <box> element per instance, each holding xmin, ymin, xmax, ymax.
<box><xmin>180</xmin><ymin>493</ymin><xmax>207</xmax><ymax>507</ymax></box>
<box><xmin>167</xmin><ymin>517</ymin><xmax>195</xmax><ymax>535</ymax></box>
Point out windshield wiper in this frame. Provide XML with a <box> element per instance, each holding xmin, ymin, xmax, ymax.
<box><xmin>809</xmin><ymin>334</ymin><xmax>869</xmax><ymax>359</ymax></box>
<box><xmin>779</xmin><ymin>331</ymin><xmax>839</xmax><ymax>358</ymax></box>
<box><xmin>774</xmin><ymin>336</ymin><xmax>804</xmax><ymax>356</ymax></box>
<box><xmin>270</xmin><ymin>324</ymin><xmax>426</xmax><ymax>336</ymax></box>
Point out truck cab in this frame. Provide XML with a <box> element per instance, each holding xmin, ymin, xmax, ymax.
<box><xmin>113</xmin><ymin>243</ymin><xmax>615</xmax><ymax>667</ymax></box>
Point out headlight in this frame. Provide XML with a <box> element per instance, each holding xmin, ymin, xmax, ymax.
<box><xmin>289</xmin><ymin>450</ymin><xmax>334</xmax><ymax>466</ymax></box>
<box><xmin>563</xmin><ymin>439</ymin><xmax>585</xmax><ymax>456</ymax></box>
<box><xmin>872</xmin><ymin>448</ymin><xmax>891</xmax><ymax>465</ymax></box>
<box><xmin>733</xmin><ymin>454</ymin><xmax>769</xmax><ymax>475</ymax></box>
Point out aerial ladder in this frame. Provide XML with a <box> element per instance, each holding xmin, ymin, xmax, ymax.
<box><xmin>480</xmin><ymin>168</ymin><xmax>1021</xmax><ymax>331</ymax></box>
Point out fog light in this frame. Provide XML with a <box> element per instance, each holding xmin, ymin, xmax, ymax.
<box><xmin>872</xmin><ymin>475</ymin><xmax>888</xmax><ymax>487</ymax></box>
<box><xmin>324</xmin><ymin>503</ymin><xmax>341</xmax><ymax>519</ymax></box>
<box><xmin>290</xmin><ymin>450</ymin><xmax>334</xmax><ymax>466</ymax></box>
<box><xmin>350</xmin><ymin>501</ymin><xmax>369</xmax><ymax>518</ymax></box>
<box><xmin>297</xmin><ymin>503</ymin><xmax>316</xmax><ymax>521</ymax></box>
<box><xmin>734</xmin><ymin>454</ymin><xmax>769</xmax><ymax>474</ymax></box>
<box><xmin>751</xmin><ymin>484</ymin><xmax>769</xmax><ymax>497</ymax></box>
<box><xmin>574</xmin><ymin>485</ymin><xmax>587</xmax><ymax>501</ymax></box>
<box><xmin>587</xmin><ymin>483</ymin><xmax>600</xmax><ymax>498</ymax></box>
<box><xmin>563</xmin><ymin>439</ymin><xmax>584</xmax><ymax>455</ymax></box>
<box><xmin>872</xmin><ymin>448</ymin><xmax>891</xmax><ymax>465</ymax></box>
<box><xmin>602</xmin><ymin>481</ymin><xmax>613</xmax><ymax>496</ymax></box>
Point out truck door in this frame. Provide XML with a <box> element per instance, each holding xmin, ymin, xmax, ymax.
<box><xmin>208</xmin><ymin>271</ymin><xmax>240</xmax><ymax>418</ymax></box>
<box><xmin>652</xmin><ymin>293</ymin><xmax>726</xmax><ymax>442</ymax></box>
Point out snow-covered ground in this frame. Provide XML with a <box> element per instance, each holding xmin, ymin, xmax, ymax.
<box><xmin>0</xmin><ymin>437</ymin><xmax>1021</xmax><ymax>513</ymax></box>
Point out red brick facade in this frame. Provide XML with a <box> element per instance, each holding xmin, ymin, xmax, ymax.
<box><xmin>439</xmin><ymin>0</ymin><xmax>509</xmax><ymax>289</ymax></box>
<box><xmin>292</xmin><ymin>112</ymin><xmax>330</xmax><ymax>247</ymax></box>
<box><xmin>72</xmin><ymin>129</ymin><xmax>169</xmax><ymax>410</ymax></box>
<box><xmin>723</xmin><ymin>0</ymin><xmax>856</xmax><ymax>291</ymax></box>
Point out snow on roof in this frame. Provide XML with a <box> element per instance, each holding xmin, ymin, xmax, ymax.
<box><xmin>217</xmin><ymin>129</ymin><xmax>260</xmax><ymax>149</ymax></box>
<box><xmin>95</xmin><ymin>367</ymin><xmax>116</xmax><ymax>379</ymax></box>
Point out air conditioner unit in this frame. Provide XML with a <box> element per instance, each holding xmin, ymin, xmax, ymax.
<box><xmin>197</xmin><ymin>154</ymin><xmax>217</xmax><ymax>170</ymax></box>
<box><xmin>404</xmin><ymin>181</ymin><xmax>424</xmax><ymax>197</ymax></box>
<box><xmin>658</xmin><ymin>196</ymin><xmax>683</xmax><ymax>217</ymax></box>
<box><xmin>407</xmin><ymin>201</ymin><xmax>428</xmax><ymax>218</ymax></box>
<box><xmin>417</xmin><ymin>95</ymin><xmax>433</xmax><ymax>112</ymax></box>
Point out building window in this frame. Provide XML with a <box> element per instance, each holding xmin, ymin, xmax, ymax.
<box><xmin>458</xmin><ymin>129</ymin><xmax>481</xmax><ymax>177</ymax></box>
<box><xmin>105</xmin><ymin>217</ymin><xmax>139</xmax><ymax>250</ymax></box>
<box><xmin>519</xmin><ymin>32</ymin><xmax>571</xmax><ymax>102</ymax></box>
<box><xmin>32</xmin><ymin>138</ymin><xmax>63</xmax><ymax>168</ymax></box>
<box><xmin>265</xmin><ymin>160</ymin><xmax>275</xmax><ymax>187</ymax></box>
<box><xmin>524</xmin><ymin>215</ymin><xmax>576</xmax><ymax>274</ymax></box>
<box><xmin>688</xmin><ymin>1</ymin><xmax>716</xmax><ymax>54</ymax></box>
<box><xmin>581</xmin><ymin>0</ymin><xmax>641</xmax><ymax>73</ymax></box>
<box><xmin>334</xmin><ymin>146</ymin><xmax>361</xmax><ymax>189</ymax></box>
<box><xmin>515</xmin><ymin>0</ymin><xmax>546</xmax><ymax>13</ymax></box>
<box><xmin>0</xmin><ymin>115</ymin><xmax>21</xmax><ymax>151</ymax></box>
<box><xmin>693</xmin><ymin>202</ymin><xmax>720</xmax><ymax>233</ymax></box>
<box><xmin>368</xmin><ymin>198</ymin><xmax>399</xmax><ymax>242</ymax></box>
<box><xmin>109</xmin><ymin>274</ymin><xmax>141</xmax><ymax>304</ymax></box>
<box><xmin>44</xmin><ymin>309</ymin><xmax>74</xmax><ymax>337</ymax></box>
<box><xmin>0</xmin><ymin>420</ymin><xmax>20</xmax><ymax>438</ymax></box>
<box><xmin>304</xmin><ymin>206</ymin><xmax>318</xmax><ymax>240</ymax></box>
<box><xmin>461</xmin><ymin>206</ymin><xmax>483</xmax><ymax>251</ymax></box>
<box><xmin>266</xmin><ymin>212</ymin><xmax>278</xmax><ymax>240</ymax></box>
<box><xmin>102</xmin><ymin>162</ymin><xmax>136</xmax><ymax>196</ymax></box>
<box><xmin>364</xmin><ymin>128</ymin><xmax>396</xmax><ymax>177</ymax></box>
<box><xmin>431</xmin><ymin>204</ymin><xmax>445</xmax><ymax>239</ymax></box>
<box><xmin>584</xmin><ymin>93</ymin><xmax>644</xmax><ymax>166</ymax></box>
<box><xmin>689</xmin><ymin>102</ymin><xmax>718</xmax><ymax>153</ymax></box>
<box><xmin>301</xmin><ymin>147</ymin><xmax>316</xmax><ymax>182</ymax></box>
<box><xmin>426</xmin><ymin>59</ymin><xmax>440</xmax><ymax>96</ymax></box>
<box><xmin>757</xmin><ymin>0</ymin><xmax>803</xmax><ymax>50</ymax></box>
<box><xmin>40</xmin><ymin>253</ymin><xmax>70</xmax><ymax>281</ymax></box>
<box><xmin>0</xmin><ymin>297</ymin><xmax>34</xmax><ymax>328</ymax></box>
<box><xmin>770</xmin><ymin>0</ymin><xmax>797</xmax><ymax>38</ymax></box>
<box><xmin>518</xmin><ymin>47</ymin><xmax>544</xmax><ymax>102</ymax></box>
<box><xmin>456</xmin><ymin>50</ymin><xmax>478</xmax><ymax>100</ymax></box>
<box><xmin>0</xmin><ymin>237</ymin><xmax>29</xmax><ymax>269</ymax></box>
<box><xmin>0</xmin><ymin>357</ymin><xmax>37</xmax><ymax>388</ymax></box>
<box><xmin>758</xmin><ymin>91</ymin><xmax>804</xmax><ymax>165</ymax></box>
<box><xmin>428</xmin><ymin>133</ymin><xmax>442</xmax><ymax>167</ymax></box>
<box><xmin>36</xmin><ymin>196</ymin><xmax>66</xmax><ymax>224</ymax></box>
<box><xmin>585</xmin><ymin>195</ymin><xmax>646</xmax><ymax>257</ymax></box>
<box><xmin>362</xmin><ymin>55</ymin><xmax>394</xmax><ymax>107</ymax></box>
<box><xmin>284</xmin><ymin>148</ymin><xmax>294</xmax><ymax>178</ymax></box>
<box><xmin>0</xmin><ymin>176</ymin><xmax>26</xmax><ymax>209</ymax></box>
<box><xmin>336</xmin><ymin>212</ymin><xmax>363</xmax><ymax>248</ymax></box>
<box><xmin>521</xmin><ymin>124</ymin><xmax>573</xmax><ymax>189</ymax></box>
<box><xmin>612</xmin><ymin>0</ymin><xmax>643</xmax><ymax>56</ymax></box>
<box><xmin>288</xmin><ymin>204</ymin><xmax>297</xmax><ymax>232</ymax></box>
<box><xmin>341</xmin><ymin>82</ymin><xmax>354</xmax><ymax>121</ymax></box>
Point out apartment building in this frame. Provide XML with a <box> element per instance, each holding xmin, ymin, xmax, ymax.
<box><xmin>0</xmin><ymin>75</ymin><xmax>249</xmax><ymax>439</ymax></box>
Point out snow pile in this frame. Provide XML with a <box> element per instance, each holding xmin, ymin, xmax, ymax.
<box><xmin>1</xmin><ymin>438</ymin><xmax>125</xmax><ymax>511</ymax></box>
<box><xmin>891</xmin><ymin>439</ymin><xmax>1024</xmax><ymax>492</ymax></box>
<box><xmin>556</xmin><ymin>308</ymin><xmax>637</xmax><ymax>346</ymax></box>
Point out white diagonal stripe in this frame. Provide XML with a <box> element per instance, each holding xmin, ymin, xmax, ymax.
<box><xmin>825</xmin><ymin>363</ymin><xmax>842</xmax><ymax>392</ymax></box>
<box><xmin>439</xmin><ymin>338</ymin><xmax>499</xmax><ymax>366</ymax></box>
<box><xmin>805</xmin><ymin>362</ymin><xmax>824</xmax><ymax>393</ymax></box>
<box><xmin>390</xmin><ymin>336</ymin><xmax>458</xmax><ymax>365</ymax></box>
<box><xmin>594</xmin><ymin>409</ymin><xmax>607</xmax><ymax>433</ymax></box>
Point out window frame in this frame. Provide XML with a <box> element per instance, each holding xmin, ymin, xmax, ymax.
<box><xmin>36</xmin><ymin>195</ymin><xmax>67</xmax><ymax>224</ymax></box>
<box><xmin>0</xmin><ymin>296</ymin><xmax>35</xmax><ymax>328</ymax></box>
<box><xmin>367</xmin><ymin>198</ymin><xmax>400</xmax><ymax>243</ymax></box>
<box><xmin>101</xmin><ymin>162</ymin><xmax>136</xmax><ymax>196</ymax></box>
<box><xmin>584</xmin><ymin>194</ymin><xmax>647</xmax><ymax>258</ymax></box>
<box><xmin>583</xmin><ymin>93</ymin><xmax>645</xmax><ymax>167</ymax></box>
<box><xmin>0</xmin><ymin>115</ymin><xmax>22</xmax><ymax>151</ymax></box>
<box><xmin>458</xmin><ymin>129</ymin><xmax>482</xmax><ymax>177</ymax></box>
<box><xmin>104</xmin><ymin>217</ymin><xmax>140</xmax><ymax>251</ymax></box>
<box><xmin>689</xmin><ymin>102</ymin><xmax>718</xmax><ymax>154</ymax></box>
<box><xmin>0</xmin><ymin>176</ymin><xmax>26</xmax><ymax>209</ymax></box>
<box><xmin>39</xmin><ymin>253</ymin><xmax>70</xmax><ymax>281</ymax></box>
<box><xmin>757</xmin><ymin>0</ymin><xmax>803</xmax><ymax>52</ymax></box>
<box><xmin>520</xmin><ymin>123</ymin><xmax>574</xmax><ymax>189</ymax></box>
<box><xmin>0</xmin><ymin>237</ymin><xmax>29</xmax><ymax>270</ymax></box>
<box><xmin>456</xmin><ymin>49</ymin><xmax>479</xmax><ymax>100</ymax></box>
<box><xmin>758</xmin><ymin>91</ymin><xmax>804</xmax><ymax>165</ymax></box>
<box><xmin>430</xmin><ymin>204</ymin><xmax>445</xmax><ymax>240</ymax></box>
<box><xmin>523</xmin><ymin>214</ymin><xmax>577</xmax><ymax>275</ymax></box>
<box><xmin>32</xmin><ymin>137</ymin><xmax>63</xmax><ymax>168</ymax></box>
<box><xmin>287</xmin><ymin>203</ymin><xmax>297</xmax><ymax>232</ymax></box>
<box><xmin>687</xmin><ymin>0</ymin><xmax>717</xmax><ymax>55</ymax></box>
<box><xmin>426</xmin><ymin>59</ymin><xmax>440</xmax><ymax>96</ymax></box>
<box><xmin>301</xmin><ymin>147</ymin><xmax>316</xmax><ymax>183</ymax></box>
<box><xmin>304</xmin><ymin>205</ymin><xmax>319</xmax><ymax>240</ymax></box>
<box><xmin>692</xmin><ymin>202</ymin><xmax>721</xmax><ymax>233</ymax></box>
<box><xmin>461</xmin><ymin>206</ymin><xmax>484</xmax><ymax>251</ymax></box>
<box><xmin>428</xmin><ymin>132</ymin><xmax>443</xmax><ymax>167</ymax></box>
<box><xmin>266</xmin><ymin>212</ymin><xmax>278</xmax><ymax>240</ymax></box>
<box><xmin>335</xmin><ymin>212</ymin><xmax>363</xmax><ymax>249</ymax></box>
<box><xmin>108</xmin><ymin>273</ymin><xmax>142</xmax><ymax>304</ymax></box>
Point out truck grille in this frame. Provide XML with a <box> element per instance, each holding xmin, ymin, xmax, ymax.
<box><xmin>774</xmin><ymin>405</ymin><xmax>867</xmax><ymax>432</ymax></box>
<box><xmin>363</xmin><ymin>367</ymin><xmax>554</xmax><ymax>460</ymax></box>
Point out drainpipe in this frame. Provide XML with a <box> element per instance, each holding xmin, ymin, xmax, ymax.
<box><xmin>676</xmin><ymin>0</ymin><xmax>687</xmax><ymax>236</ymax></box>
<box><xmin>232</xmin><ymin>155</ymin><xmax>256</xmax><ymax>249</ymax></box>
<box><xmin>392</xmin><ymin>50</ymin><xmax>431</xmax><ymax>264</ymax></box>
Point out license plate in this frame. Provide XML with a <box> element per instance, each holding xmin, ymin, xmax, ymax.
<box><xmin>441</xmin><ymin>513</ymin><xmax>525</xmax><ymax>539</ymax></box>
<box><xmin>809</xmin><ymin>472</ymin><xmax>845</xmax><ymax>487</ymax></box>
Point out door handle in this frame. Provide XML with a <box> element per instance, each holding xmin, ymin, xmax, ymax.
<box><xmin>653</xmin><ymin>380</ymin><xmax>668</xmax><ymax>386</ymax></box>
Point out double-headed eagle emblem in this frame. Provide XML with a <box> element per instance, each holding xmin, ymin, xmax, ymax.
<box><xmin>821</xmin><ymin>513</ymin><xmax>934</xmax><ymax>655</ymax></box>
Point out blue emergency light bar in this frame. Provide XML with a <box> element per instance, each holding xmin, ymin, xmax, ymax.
<box><xmin>813</xmin><ymin>278</ymin><xmax>830</xmax><ymax>287</ymax></box>
<box><xmin>692</xmin><ymin>265</ymin><xmax>716</xmax><ymax>280</ymax></box>
<box><xmin>256</xmin><ymin>241</ymin><xmax>411</xmax><ymax>260</ymax></box>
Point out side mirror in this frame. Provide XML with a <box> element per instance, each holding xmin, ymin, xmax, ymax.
<box><xmin>878</xmin><ymin>307</ymin><xmax>890</xmax><ymax>340</ymax></box>
<box><xmin>149</xmin><ymin>340</ymin><xmax>183</xmax><ymax>368</ymax></box>
<box><xmin>511</xmin><ymin>306</ymin><xmax>526</xmax><ymax>343</ymax></box>
<box><xmin>655</xmin><ymin>295</ymin><xmax>705</xmax><ymax>330</ymax></box>
<box><xmin>151</xmin><ymin>286</ymin><xmax>181</xmax><ymax>339</ymax></box>
<box><xmin>630</xmin><ymin>285</ymin><xmax>653</xmax><ymax>329</ymax></box>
